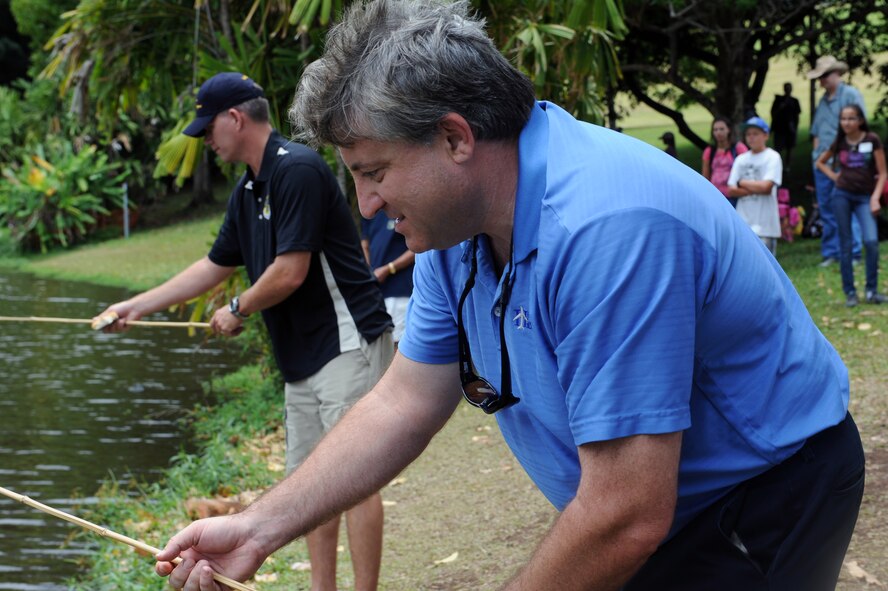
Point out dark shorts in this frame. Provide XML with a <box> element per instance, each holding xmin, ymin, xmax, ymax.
<box><xmin>625</xmin><ymin>413</ymin><xmax>865</xmax><ymax>591</ymax></box>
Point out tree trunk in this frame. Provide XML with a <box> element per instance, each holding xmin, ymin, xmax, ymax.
<box><xmin>220</xmin><ymin>0</ymin><xmax>233</xmax><ymax>46</ymax></box>
<box><xmin>712</xmin><ymin>24</ymin><xmax>749</xmax><ymax>139</ymax></box>
<box><xmin>189</xmin><ymin>150</ymin><xmax>214</xmax><ymax>208</ymax></box>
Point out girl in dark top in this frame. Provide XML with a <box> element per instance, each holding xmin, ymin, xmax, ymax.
<box><xmin>816</xmin><ymin>104</ymin><xmax>888</xmax><ymax>307</ymax></box>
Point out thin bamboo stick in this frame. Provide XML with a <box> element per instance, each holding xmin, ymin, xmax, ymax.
<box><xmin>0</xmin><ymin>316</ymin><xmax>211</xmax><ymax>329</ymax></box>
<box><xmin>0</xmin><ymin>486</ymin><xmax>256</xmax><ymax>591</ymax></box>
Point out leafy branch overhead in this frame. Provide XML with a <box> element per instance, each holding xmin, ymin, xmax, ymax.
<box><xmin>618</xmin><ymin>0</ymin><xmax>888</xmax><ymax>148</ymax></box>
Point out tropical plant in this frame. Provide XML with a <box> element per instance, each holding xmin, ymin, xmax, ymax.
<box><xmin>0</xmin><ymin>141</ymin><xmax>128</xmax><ymax>253</ymax></box>
<box><xmin>483</xmin><ymin>0</ymin><xmax>627</xmax><ymax>123</ymax></box>
<box><xmin>9</xmin><ymin>0</ymin><xmax>79</xmax><ymax>52</ymax></box>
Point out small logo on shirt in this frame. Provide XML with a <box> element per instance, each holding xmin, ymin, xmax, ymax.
<box><xmin>277</xmin><ymin>147</ymin><xmax>289</xmax><ymax>156</ymax></box>
<box><xmin>261</xmin><ymin>195</ymin><xmax>271</xmax><ymax>220</ymax></box>
<box><xmin>512</xmin><ymin>306</ymin><xmax>532</xmax><ymax>330</ymax></box>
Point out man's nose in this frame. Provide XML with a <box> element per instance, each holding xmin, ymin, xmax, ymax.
<box><xmin>356</xmin><ymin>186</ymin><xmax>383</xmax><ymax>220</ymax></box>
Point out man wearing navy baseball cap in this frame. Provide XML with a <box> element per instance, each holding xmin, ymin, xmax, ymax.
<box><xmin>97</xmin><ymin>72</ymin><xmax>393</xmax><ymax>591</ymax></box>
<box><xmin>183</xmin><ymin>72</ymin><xmax>266</xmax><ymax>137</ymax></box>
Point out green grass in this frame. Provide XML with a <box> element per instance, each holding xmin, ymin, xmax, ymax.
<box><xmin>0</xmin><ymin>213</ymin><xmax>225</xmax><ymax>291</ymax></box>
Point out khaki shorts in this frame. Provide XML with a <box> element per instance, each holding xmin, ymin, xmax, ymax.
<box><xmin>284</xmin><ymin>331</ymin><xmax>394</xmax><ymax>473</ymax></box>
<box><xmin>384</xmin><ymin>296</ymin><xmax>410</xmax><ymax>343</ymax></box>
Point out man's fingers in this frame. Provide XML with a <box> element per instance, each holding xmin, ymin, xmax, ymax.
<box><xmin>198</xmin><ymin>563</ymin><xmax>222</xmax><ymax>591</ymax></box>
<box><xmin>167</xmin><ymin>557</ymin><xmax>194</xmax><ymax>590</ymax></box>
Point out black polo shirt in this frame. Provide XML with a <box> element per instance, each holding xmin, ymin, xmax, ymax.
<box><xmin>208</xmin><ymin>131</ymin><xmax>392</xmax><ymax>381</ymax></box>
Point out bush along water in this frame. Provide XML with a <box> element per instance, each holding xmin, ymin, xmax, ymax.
<box><xmin>0</xmin><ymin>140</ymin><xmax>129</xmax><ymax>253</ymax></box>
<box><xmin>67</xmin><ymin>365</ymin><xmax>283</xmax><ymax>590</ymax></box>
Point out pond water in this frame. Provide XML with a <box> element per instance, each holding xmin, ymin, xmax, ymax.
<box><xmin>0</xmin><ymin>270</ymin><xmax>241</xmax><ymax>590</ymax></box>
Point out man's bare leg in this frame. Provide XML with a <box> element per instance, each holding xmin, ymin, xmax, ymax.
<box><xmin>346</xmin><ymin>492</ymin><xmax>384</xmax><ymax>591</ymax></box>
<box><xmin>306</xmin><ymin>515</ymin><xmax>341</xmax><ymax>591</ymax></box>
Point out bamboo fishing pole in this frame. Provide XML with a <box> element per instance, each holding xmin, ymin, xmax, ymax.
<box><xmin>0</xmin><ymin>485</ymin><xmax>256</xmax><ymax>591</ymax></box>
<box><xmin>0</xmin><ymin>314</ymin><xmax>211</xmax><ymax>330</ymax></box>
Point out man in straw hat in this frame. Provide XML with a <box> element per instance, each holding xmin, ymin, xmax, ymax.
<box><xmin>97</xmin><ymin>71</ymin><xmax>393</xmax><ymax>591</ymax></box>
<box><xmin>156</xmin><ymin>3</ymin><xmax>863</xmax><ymax>590</ymax></box>
<box><xmin>808</xmin><ymin>55</ymin><xmax>866</xmax><ymax>268</ymax></box>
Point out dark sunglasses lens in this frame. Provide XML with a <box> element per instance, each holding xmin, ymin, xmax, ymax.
<box><xmin>463</xmin><ymin>378</ymin><xmax>498</xmax><ymax>406</ymax></box>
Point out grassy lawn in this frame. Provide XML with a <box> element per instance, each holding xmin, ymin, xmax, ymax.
<box><xmin>1</xmin><ymin>213</ymin><xmax>225</xmax><ymax>291</ymax></box>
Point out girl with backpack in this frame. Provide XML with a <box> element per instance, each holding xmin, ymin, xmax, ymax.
<box><xmin>702</xmin><ymin>116</ymin><xmax>748</xmax><ymax>207</ymax></box>
<box><xmin>815</xmin><ymin>104</ymin><xmax>888</xmax><ymax>307</ymax></box>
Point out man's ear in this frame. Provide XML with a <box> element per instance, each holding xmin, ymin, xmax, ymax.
<box><xmin>438</xmin><ymin>113</ymin><xmax>475</xmax><ymax>164</ymax></box>
<box><xmin>228</xmin><ymin>108</ymin><xmax>246</xmax><ymax>131</ymax></box>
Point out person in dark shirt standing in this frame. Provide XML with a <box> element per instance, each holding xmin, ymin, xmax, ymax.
<box><xmin>660</xmin><ymin>131</ymin><xmax>678</xmax><ymax>158</ymax></box>
<box><xmin>96</xmin><ymin>72</ymin><xmax>392</xmax><ymax>591</ymax></box>
<box><xmin>362</xmin><ymin>213</ymin><xmax>415</xmax><ymax>345</ymax></box>
<box><xmin>770</xmin><ymin>82</ymin><xmax>801</xmax><ymax>170</ymax></box>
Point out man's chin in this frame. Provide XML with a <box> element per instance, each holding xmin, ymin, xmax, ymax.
<box><xmin>403</xmin><ymin>236</ymin><xmax>432</xmax><ymax>254</ymax></box>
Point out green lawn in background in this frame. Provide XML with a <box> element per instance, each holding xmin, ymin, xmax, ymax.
<box><xmin>621</xmin><ymin>53</ymin><xmax>888</xmax><ymax>200</ymax></box>
<box><xmin>5</xmin><ymin>213</ymin><xmax>224</xmax><ymax>291</ymax></box>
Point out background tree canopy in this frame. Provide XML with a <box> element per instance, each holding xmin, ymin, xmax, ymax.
<box><xmin>618</xmin><ymin>0</ymin><xmax>888</xmax><ymax>148</ymax></box>
<box><xmin>0</xmin><ymin>0</ymin><xmax>886</xmax><ymax>252</ymax></box>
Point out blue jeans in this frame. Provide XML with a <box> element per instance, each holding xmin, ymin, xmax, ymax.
<box><xmin>814</xmin><ymin>166</ymin><xmax>861</xmax><ymax>259</ymax></box>
<box><xmin>832</xmin><ymin>187</ymin><xmax>880</xmax><ymax>295</ymax></box>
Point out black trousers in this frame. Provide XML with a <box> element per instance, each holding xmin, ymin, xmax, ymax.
<box><xmin>625</xmin><ymin>413</ymin><xmax>865</xmax><ymax>591</ymax></box>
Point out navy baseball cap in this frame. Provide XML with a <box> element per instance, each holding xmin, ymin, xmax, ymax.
<box><xmin>742</xmin><ymin>116</ymin><xmax>770</xmax><ymax>134</ymax></box>
<box><xmin>183</xmin><ymin>72</ymin><xmax>265</xmax><ymax>137</ymax></box>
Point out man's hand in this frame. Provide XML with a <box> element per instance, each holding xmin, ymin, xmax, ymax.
<box><xmin>94</xmin><ymin>301</ymin><xmax>142</xmax><ymax>333</ymax></box>
<box><xmin>155</xmin><ymin>513</ymin><xmax>268</xmax><ymax>591</ymax></box>
<box><xmin>373</xmin><ymin>265</ymin><xmax>389</xmax><ymax>283</ymax></box>
<box><xmin>210</xmin><ymin>307</ymin><xmax>244</xmax><ymax>336</ymax></box>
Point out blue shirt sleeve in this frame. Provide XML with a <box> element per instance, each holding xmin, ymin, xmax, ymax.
<box><xmin>840</xmin><ymin>86</ymin><xmax>866</xmax><ymax>118</ymax></box>
<box><xmin>398</xmin><ymin>250</ymin><xmax>461</xmax><ymax>365</ymax></box>
<box><xmin>547</xmin><ymin>209</ymin><xmax>698</xmax><ymax>443</ymax></box>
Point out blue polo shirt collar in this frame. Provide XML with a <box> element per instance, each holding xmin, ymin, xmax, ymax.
<box><xmin>459</xmin><ymin>102</ymin><xmax>548</xmax><ymax>271</ymax></box>
<box><xmin>513</xmin><ymin>101</ymin><xmax>549</xmax><ymax>264</ymax></box>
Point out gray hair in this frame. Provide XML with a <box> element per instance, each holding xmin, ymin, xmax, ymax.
<box><xmin>289</xmin><ymin>0</ymin><xmax>535</xmax><ymax>147</ymax></box>
<box><xmin>235</xmin><ymin>97</ymin><xmax>270</xmax><ymax>123</ymax></box>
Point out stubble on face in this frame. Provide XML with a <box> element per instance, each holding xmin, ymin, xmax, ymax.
<box><xmin>343</xmin><ymin>138</ymin><xmax>483</xmax><ymax>254</ymax></box>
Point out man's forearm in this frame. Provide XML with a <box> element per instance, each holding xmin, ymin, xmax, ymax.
<box><xmin>735</xmin><ymin>179</ymin><xmax>774</xmax><ymax>195</ymax></box>
<box><xmin>502</xmin><ymin>495</ymin><xmax>663</xmax><ymax>591</ymax></box>
<box><xmin>128</xmin><ymin>257</ymin><xmax>234</xmax><ymax>316</ymax></box>
<box><xmin>237</xmin><ymin>252</ymin><xmax>310</xmax><ymax>316</ymax></box>
<box><xmin>503</xmin><ymin>433</ymin><xmax>680</xmax><ymax>591</ymax></box>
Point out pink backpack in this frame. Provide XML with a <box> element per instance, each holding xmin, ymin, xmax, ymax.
<box><xmin>778</xmin><ymin>188</ymin><xmax>802</xmax><ymax>242</ymax></box>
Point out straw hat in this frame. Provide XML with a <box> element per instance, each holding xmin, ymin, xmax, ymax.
<box><xmin>806</xmin><ymin>55</ymin><xmax>849</xmax><ymax>79</ymax></box>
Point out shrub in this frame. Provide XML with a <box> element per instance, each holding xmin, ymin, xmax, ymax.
<box><xmin>0</xmin><ymin>141</ymin><xmax>129</xmax><ymax>253</ymax></box>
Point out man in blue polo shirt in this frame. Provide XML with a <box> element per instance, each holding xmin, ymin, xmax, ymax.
<box><xmin>155</xmin><ymin>4</ymin><xmax>864</xmax><ymax>591</ymax></box>
<box><xmin>98</xmin><ymin>72</ymin><xmax>392</xmax><ymax>591</ymax></box>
